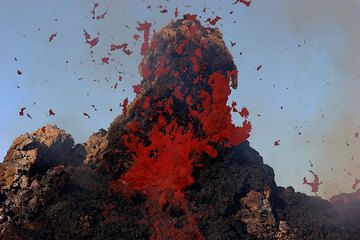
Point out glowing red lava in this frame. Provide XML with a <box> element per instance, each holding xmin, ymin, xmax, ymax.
<box><xmin>109</xmin><ymin>17</ymin><xmax>251</xmax><ymax>240</ymax></box>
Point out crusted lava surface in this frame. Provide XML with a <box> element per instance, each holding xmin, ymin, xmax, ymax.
<box><xmin>1</xmin><ymin>17</ymin><xmax>360</xmax><ymax>240</ymax></box>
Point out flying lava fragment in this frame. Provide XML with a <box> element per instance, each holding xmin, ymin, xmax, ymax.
<box><xmin>96</xmin><ymin>8</ymin><xmax>108</xmax><ymax>20</ymax></box>
<box><xmin>101</xmin><ymin>57</ymin><xmax>110</xmax><ymax>64</ymax></box>
<box><xmin>121</xmin><ymin>98</ymin><xmax>129</xmax><ymax>114</ymax></box>
<box><xmin>48</xmin><ymin>109</ymin><xmax>55</xmax><ymax>116</ymax></box>
<box><xmin>233</xmin><ymin>0</ymin><xmax>252</xmax><ymax>7</ymax></box>
<box><xmin>83</xmin><ymin>112</ymin><xmax>91</xmax><ymax>119</ymax></box>
<box><xmin>132</xmin><ymin>84</ymin><xmax>141</xmax><ymax>94</ymax></box>
<box><xmin>48</xmin><ymin>33</ymin><xmax>57</xmax><ymax>42</ymax></box>
<box><xmin>83</xmin><ymin>30</ymin><xmax>99</xmax><ymax>48</ymax></box>
<box><xmin>303</xmin><ymin>170</ymin><xmax>322</xmax><ymax>194</ymax></box>
<box><xmin>19</xmin><ymin>107</ymin><xmax>26</xmax><ymax>116</ymax></box>
<box><xmin>110</xmin><ymin>43</ymin><xmax>132</xmax><ymax>55</ymax></box>
<box><xmin>136</xmin><ymin>21</ymin><xmax>152</xmax><ymax>56</ymax></box>
<box><xmin>206</xmin><ymin>16</ymin><xmax>222</xmax><ymax>25</ymax></box>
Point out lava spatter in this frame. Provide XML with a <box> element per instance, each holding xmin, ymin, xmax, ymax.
<box><xmin>90</xmin><ymin>2</ymin><xmax>99</xmax><ymax>17</ymax></box>
<box><xmin>233</xmin><ymin>0</ymin><xmax>252</xmax><ymax>7</ymax></box>
<box><xmin>110</xmin><ymin>43</ymin><xmax>132</xmax><ymax>55</ymax></box>
<box><xmin>136</xmin><ymin>21</ymin><xmax>152</xmax><ymax>56</ymax></box>
<box><xmin>121</xmin><ymin>98</ymin><xmax>129</xmax><ymax>114</ymax></box>
<box><xmin>19</xmin><ymin>107</ymin><xmax>26</xmax><ymax>116</ymax></box>
<box><xmin>83</xmin><ymin>30</ymin><xmax>99</xmax><ymax>48</ymax></box>
<box><xmin>206</xmin><ymin>16</ymin><xmax>222</xmax><ymax>25</ymax></box>
<box><xmin>303</xmin><ymin>170</ymin><xmax>322</xmax><ymax>194</ymax></box>
<box><xmin>107</xmin><ymin>17</ymin><xmax>251</xmax><ymax>240</ymax></box>
<box><xmin>132</xmin><ymin>84</ymin><xmax>141</xmax><ymax>94</ymax></box>
<box><xmin>48</xmin><ymin>33</ymin><xmax>57</xmax><ymax>42</ymax></box>
<box><xmin>101</xmin><ymin>57</ymin><xmax>110</xmax><ymax>64</ymax></box>
<box><xmin>133</xmin><ymin>34</ymin><xmax>140</xmax><ymax>41</ymax></box>
<box><xmin>83</xmin><ymin>112</ymin><xmax>91</xmax><ymax>119</ymax></box>
<box><xmin>48</xmin><ymin>109</ymin><xmax>55</xmax><ymax>116</ymax></box>
<box><xmin>96</xmin><ymin>9</ymin><xmax>108</xmax><ymax>20</ymax></box>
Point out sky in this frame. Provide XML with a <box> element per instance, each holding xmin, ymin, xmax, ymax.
<box><xmin>1</xmin><ymin>0</ymin><xmax>360</xmax><ymax>198</ymax></box>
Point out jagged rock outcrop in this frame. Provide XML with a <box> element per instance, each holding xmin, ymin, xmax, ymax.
<box><xmin>0</xmin><ymin>126</ymin><xmax>149</xmax><ymax>240</ymax></box>
<box><xmin>238</xmin><ymin>189</ymin><xmax>277</xmax><ymax>238</ymax></box>
<box><xmin>0</xmin><ymin>125</ymin><xmax>73</xmax><ymax>189</ymax></box>
<box><xmin>83</xmin><ymin>129</ymin><xmax>108</xmax><ymax>171</ymax></box>
<box><xmin>0</xmin><ymin>125</ymin><xmax>72</xmax><ymax>236</ymax></box>
<box><xmin>1</xmin><ymin>16</ymin><xmax>360</xmax><ymax>240</ymax></box>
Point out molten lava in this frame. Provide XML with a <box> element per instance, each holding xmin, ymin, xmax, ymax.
<box><xmin>107</xmin><ymin>16</ymin><xmax>251</xmax><ymax>239</ymax></box>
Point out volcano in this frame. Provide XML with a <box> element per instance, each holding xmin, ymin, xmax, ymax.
<box><xmin>1</xmin><ymin>16</ymin><xmax>360</xmax><ymax>240</ymax></box>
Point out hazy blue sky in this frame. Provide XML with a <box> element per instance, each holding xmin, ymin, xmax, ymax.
<box><xmin>1</xmin><ymin>0</ymin><xmax>360</xmax><ymax>198</ymax></box>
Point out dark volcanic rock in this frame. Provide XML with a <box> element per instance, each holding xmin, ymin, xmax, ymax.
<box><xmin>83</xmin><ymin>129</ymin><xmax>108</xmax><ymax>171</ymax></box>
<box><xmin>0</xmin><ymin>125</ymin><xmax>72</xmax><ymax>236</ymax></box>
<box><xmin>186</xmin><ymin>142</ymin><xmax>278</xmax><ymax>240</ymax></box>
<box><xmin>0</xmin><ymin>125</ymin><xmax>73</xmax><ymax>189</ymax></box>
<box><xmin>0</xmin><ymin>126</ymin><xmax>149</xmax><ymax>240</ymax></box>
<box><xmin>1</xmin><ymin>16</ymin><xmax>360</xmax><ymax>240</ymax></box>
